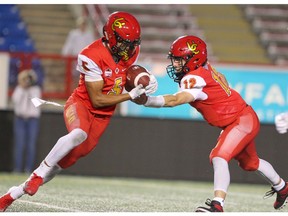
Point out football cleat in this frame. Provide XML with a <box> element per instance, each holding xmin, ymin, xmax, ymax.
<box><xmin>24</xmin><ymin>173</ymin><xmax>43</xmax><ymax>196</ymax></box>
<box><xmin>264</xmin><ymin>182</ymin><xmax>288</xmax><ymax>210</ymax></box>
<box><xmin>0</xmin><ymin>193</ymin><xmax>15</xmax><ymax>212</ymax></box>
<box><xmin>196</xmin><ymin>198</ymin><xmax>224</xmax><ymax>212</ymax></box>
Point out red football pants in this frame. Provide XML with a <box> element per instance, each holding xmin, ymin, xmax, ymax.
<box><xmin>210</xmin><ymin>105</ymin><xmax>260</xmax><ymax>171</ymax></box>
<box><xmin>58</xmin><ymin>96</ymin><xmax>111</xmax><ymax>169</ymax></box>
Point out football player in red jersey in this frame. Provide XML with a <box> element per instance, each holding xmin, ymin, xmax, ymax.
<box><xmin>0</xmin><ymin>11</ymin><xmax>157</xmax><ymax>212</ymax></box>
<box><xmin>139</xmin><ymin>35</ymin><xmax>288</xmax><ymax>212</ymax></box>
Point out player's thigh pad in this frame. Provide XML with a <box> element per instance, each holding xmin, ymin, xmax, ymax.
<box><xmin>210</xmin><ymin>106</ymin><xmax>260</xmax><ymax>163</ymax></box>
<box><xmin>64</xmin><ymin>96</ymin><xmax>91</xmax><ymax>133</ymax></box>
<box><xmin>58</xmin><ymin>117</ymin><xmax>111</xmax><ymax>169</ymax></box>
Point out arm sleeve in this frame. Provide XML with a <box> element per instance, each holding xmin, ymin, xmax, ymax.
<box><xmin>179</xmin><ymin>74</ymin><xmax>208</xmax><ymax>101</ymax></box>
<box><xmin>76</xmin><ymin>54</ymin><xmax>103</xmax><ymax>82</ymax></box>
<box><xmin>144</xmin><ymin>95</ymin><xmax>165</xmax><ymax>107</ymax></box>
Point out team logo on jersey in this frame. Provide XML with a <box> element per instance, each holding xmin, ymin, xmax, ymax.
<box><xmin>112</xmin><ymin>18</ymin><xmax>126</xmax><ymax>30</ymax></box>
<box><xmin>104</xmin><ymin>68</ymin><xmax>112</xmax><ymax>77</ymax></box>
<box><xmin>108</xmin><ymin>77</ymin><xmax>123</xmax><ymax>95</ymax></box>
<box><xmin>187</xmin><ymin>41</ymin><xmax>200</xmax><ymax>55</ymax></box>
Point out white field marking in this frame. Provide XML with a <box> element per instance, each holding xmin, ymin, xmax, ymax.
<box><xmin>17</xmin><ymin>199</ymin><xmax>81</xmax><ymax>212</ymax></box>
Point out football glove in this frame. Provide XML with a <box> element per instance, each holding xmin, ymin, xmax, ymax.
<box><xmin>131</xmin><ymin>94</ymin><xmax>148</xmax><ymax>105</ymax></box>
<box><xmin>128</xmin><ymin>84</ymin><xmax>145</xmax><ymax>99</ymax></box>
<box><xmin>275</xmin><ymin>112</ymin><xmax>288</xmax><ymax>134</ymax></box>
<box><xmin>145</xmin><ymin>74</ymin><xmax>158</xmax><ymax>95</ymax></box>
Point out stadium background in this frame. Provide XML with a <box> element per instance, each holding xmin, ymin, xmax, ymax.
<box><xmin>0</xmin><ymin>4</ymin><xmax>288</xmax><ymax>184</ymax></box>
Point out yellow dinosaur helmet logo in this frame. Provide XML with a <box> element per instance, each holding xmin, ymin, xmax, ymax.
<box><xmin>112</xmin><ymin>18</ymin><xmax>126</xmax><ymax>30</ymax></box>
<box><xmin>187</xmin><ymin>41</ymin><xmax>199</xmax><ymax>55</ymax></box>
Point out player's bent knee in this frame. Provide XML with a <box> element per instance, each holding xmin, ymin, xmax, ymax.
<box><xmin>209</xmin><ymin>150</ymin><xmax>231</xmax><ymax>163</ymax></box>
<box><xmin>69</xmin><ymin>128</ymin><xmax>87</xmax><ymax>147</ymax></box>
<box><xmin>238</xmin><ymin>159</ymin><xmax>259</xmax><ymax>171</ymax></box>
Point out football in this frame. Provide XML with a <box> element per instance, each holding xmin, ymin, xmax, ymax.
<box><xmin>125</xmin><ymin>65</ymin><xmax>150</xmax><ymax>91</ymax></box>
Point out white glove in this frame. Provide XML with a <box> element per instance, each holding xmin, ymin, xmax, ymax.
<box><xmin>128</xmin><ymin>84</ymin><xmax>145</xmax><ymax>99</ymax></box>
<box><xmin>145</xmin><ymin>74</ymin><xmax>158</xmax><ymax>95</ymax></box>
<box><xmin>275</xmin><ymin>112</ymin><xmax>288</xmax><ymax>134</ymax></box>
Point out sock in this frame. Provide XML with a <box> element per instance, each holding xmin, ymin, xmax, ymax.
<box><xmin>212</xmin><ymin>157</ymin><xmax>230</xmax><ymax>193</ymax></box>
<box><xmin>44</xmin><ymin>128</ymin><xmax>87</xmax><ymax>166</ymax></box>
<box><xmin>273</xmin><ymin>179</ymin><xmax>285</xmax><ymax>191</ymax></box>
<box><xmin>256</xmin><ymin>159</ymin><xmax>281</xmax><ymax>186</ymax></box>
<box><xmin>43</xmin><ymin>164</ymin><xmax>62</xmax><ymax>184</ymax></box>
<box><xmin>213</xmin><ymin>197</ymin><xmax>225</xmax><ymax>207</ymax></box>
<box><xmin>8</xmin><ymin>184</ymin><xmax>25</xmax><ymax>200</ymax></box>
<box><xmin>33</xmin><ymin>160</ymin><xmax>54</xmax><ymax>178</ymax></box>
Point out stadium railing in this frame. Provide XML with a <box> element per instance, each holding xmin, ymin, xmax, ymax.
<box><xmin>6</xmin><ymin>51</ymin><xmax>76</xmax><ymax>100</ymax></box>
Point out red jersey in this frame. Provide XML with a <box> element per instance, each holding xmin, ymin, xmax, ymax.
<box><xmin>179</xmin><ymin>62</ymin><xmax>247</xmax><ymax>128</ymax></box>
<box><xmin>72</xmin><ymin>38</ymin><xmax>139</xmax><ymax>116</ymax></box>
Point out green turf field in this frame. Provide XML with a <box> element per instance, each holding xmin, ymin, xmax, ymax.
<box><xmin>0</xmin><ymin>172</ymin><xmax>287</xmax><ymax>212</ymax></box>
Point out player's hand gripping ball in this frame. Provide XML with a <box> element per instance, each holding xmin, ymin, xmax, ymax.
<box><xmin>125</xmin><ymin>65</ymin><xmax>150</xmax><ymax>104</ymax></box>
<box><xmin>125</xmin><ymin>65</ymin><xmax>150</xmax><ymax>91</ymax></box>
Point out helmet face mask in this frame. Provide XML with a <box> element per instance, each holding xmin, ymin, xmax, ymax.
<box><xmin>113</xmin><ymin>32</ymin><xmax>141</xmax><ymax>61</ymax></box>
<box><xmin>166</xmin><ymin>35</ymin><xmax>207</xmax><ymax>83</ymax></box>
<box><xmin>166</xmin><ymin>64</ymin><xmax>185</xmax><ymax>83</ymax></box>
<box><xmin>166</xmin><ymin>55</ymin><xmax>187</xmax><ymax>83</ymax></box>
<box><xmin>103</xmin><ymin>11</ymin><xmax>141</xmax><ymax>62</ymax></box>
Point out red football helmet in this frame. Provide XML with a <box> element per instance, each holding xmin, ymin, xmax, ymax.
<box><xmin>103</xmin><ymin>11</ymin><xmax>141</xmax><ymax>62</ymax></box>
<box><xmin>166</xmin><ymin>35</ymin><xmax>207</xmax><ymax>83</ymax></box>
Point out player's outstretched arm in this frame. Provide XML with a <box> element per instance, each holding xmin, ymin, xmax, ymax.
<box><xmin>144</xmin><ymin>91</ymin><xmax>194</xmax><ymax>108</ymax></box>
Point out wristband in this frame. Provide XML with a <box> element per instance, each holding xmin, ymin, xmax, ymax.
<box><xmin>144</xmin><ymin>96</ymin><xmax>165</xmax><ymax>107</ymax></box>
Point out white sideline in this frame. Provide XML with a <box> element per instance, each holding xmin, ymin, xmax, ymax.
<box><xmin>17</xmin><ymin>199</ymin><xmax>81</xmax><ymax>212</ymax></box>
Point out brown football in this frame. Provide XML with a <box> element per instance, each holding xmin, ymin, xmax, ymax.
<box><xmin>125</xmin><ymin>65</ymin><xmax>150</xmax><ymax>91</ymax></box>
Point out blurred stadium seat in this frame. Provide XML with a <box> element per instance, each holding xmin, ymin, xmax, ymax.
<box><xmin>0</xmin><ymin>5</ymin><xmax>33</xmax><ymax>53</ymax></box>
<box><xmin>0</xmin><ymin>4</ymin><xmax>21</xmax><ymax>23</ymax></box>
<box><xmin>1</xmin><ymin>22</ymin><xmax>30</xmax><ymax>38</ymax></box>
<box><xmin>244</xmin><ymin>5</ymin><xmax>288</xmax><ymax>65</ymax></box>
<box><xmin>0</xmin><ymin>4</ymin><xmax>44</xmax><ymax>88</ymax></box>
